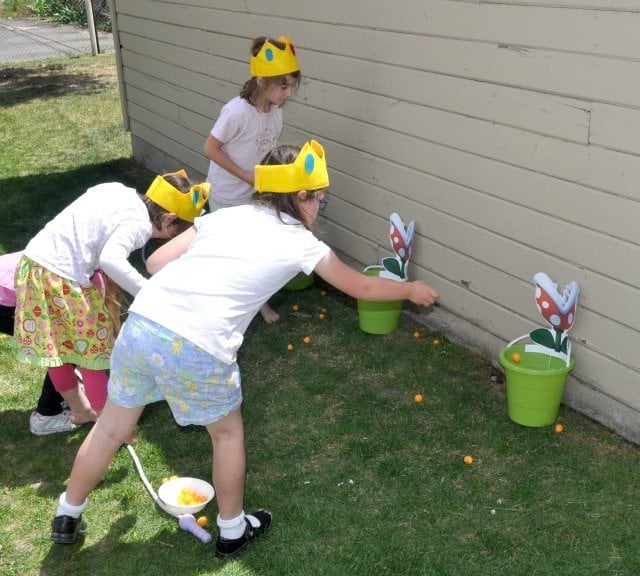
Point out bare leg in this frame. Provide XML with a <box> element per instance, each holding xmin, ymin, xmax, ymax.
<box><xmin>206</xmin><ymin>408</ymin><xmax>245</xmax><ymax>520</ymax></box>
<box><xmin>259</xmin><ymin>302</ymin><xmax>279</xmax><ymax>324</ymax></box>
<box><xmin>56</xmin><ymin>386</ymin><xmax>97</xmax><ymax>425</ymax></box>
<box><xmin>65</xmin><ymin>399</ymin><xmax>144</xmax><ymax>506</ymax></box>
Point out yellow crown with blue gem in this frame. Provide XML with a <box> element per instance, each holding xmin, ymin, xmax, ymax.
<box><xmin>250</xmin><ymin>36</ymin><xmax>300</xmax><ymax>78</ymax></box>
<box><xmin>145</xmin><ymin>169</ymin><xmax>210</xmax><ymax>222</ymax></box>
<box><xmin>254</xmin><ymin>140</ymin><xmax>329</xmax><ymax>193</ymax></box>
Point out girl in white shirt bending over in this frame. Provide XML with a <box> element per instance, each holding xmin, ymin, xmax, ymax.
<box><xmin>14</xmin><ymin>170</ymin><xmax>209</xmax><ymax>424</ymax></box>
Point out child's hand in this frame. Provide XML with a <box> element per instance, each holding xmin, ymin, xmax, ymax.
<box><xmin>408</xmin><ymin>281</ymin><xmax>439</xmax><ymax>307</ymax></box>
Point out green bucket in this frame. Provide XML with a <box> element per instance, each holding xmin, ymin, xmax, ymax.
<box><xmin>499</xmin><ymin>343</ymin><xmax>575</xmax><ymax>427</ymax></box>
<box><xmin>285</xmin><ymin>272</ymin><xmax>315</xmax><ymax>291</ymax></box>
<box><xmin>357</xmin><ymin>267</ymin><xmax>403</xmax><ymax>335</ymax></box>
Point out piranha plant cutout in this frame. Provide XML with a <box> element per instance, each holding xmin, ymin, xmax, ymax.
<box><xmin>380</xmin><ymin>213</ymin><xmax>415</xmax><ymax>281</ymax></box>
<box><xmin>510</xmin><ymin>273</ymin><xmax>579</xmax><ymax>366</ymax></box>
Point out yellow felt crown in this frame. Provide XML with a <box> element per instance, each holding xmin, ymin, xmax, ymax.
<box><xmin>145</xmin><ymin>169</ymin><xmax>210</xmax><ymax>222</ymax></box>
<box><xmin>254</xmin><ymin>140</ymin><xmax>329</xmax><ymax>193</ymax></box>
<box><xmin>250</xmin><ymin>36</ymin><xmax>300</xmax><ymax>78</ymax></box>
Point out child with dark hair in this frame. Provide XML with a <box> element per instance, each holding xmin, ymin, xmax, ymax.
<box><xmin>14</xmin><ymin>171</ymin><xmax>209</xmax><ymax>424</ymax></box>
<box><xmin>50</xmin><ymin>140</ymin><xmax>439</xmax><ymax>559</ymax></box>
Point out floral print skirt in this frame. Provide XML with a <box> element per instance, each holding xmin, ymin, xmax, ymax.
<box><xmin>14</xmin><ymin>256</ymin><xmax>114</xmax><ymax>369</ymax></box>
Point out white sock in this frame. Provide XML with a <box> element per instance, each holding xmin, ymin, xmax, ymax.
<box><xmin>245</xmin><ymin>513</ymin><xmax>261</xmax><ymax>528</ymax></box>
<box><xmin>55</xmin><ymin>492</ymin><xmax>88</xmax><ymax>518</ymax></box>
<box><xmin>217</xmin><ymin>511</ymin><xmax>246</xmax><ymax>540</ymax></box>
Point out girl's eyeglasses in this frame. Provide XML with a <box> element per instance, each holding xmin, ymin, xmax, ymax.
<box><xmin>318</xmin><ymin>197</ymin><xmax>328</xmax><ymax>210</ymax></box>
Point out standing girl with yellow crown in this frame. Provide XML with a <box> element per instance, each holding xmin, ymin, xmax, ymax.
<box><xmin>14</xmin><ymin>171</ymin><xmax>209</xmax><ymax>425</ymax></box>
<box><xmin>203</xmin><ymin>35</ymin><xmax>302</xmax><ymax>323</ymax></box>
<box><xmin>49</xmin><ymin>140</ymin><xmax>439</xmax><ymax>559</ymax></box>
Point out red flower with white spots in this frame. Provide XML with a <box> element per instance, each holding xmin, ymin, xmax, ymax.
<box><xmin>533</xmin><ymin>273</ymin><xmax>579</xmax><ymax>331</ymax></box>
<box><xmin>383</xmin><ymin>213</ymin><xmax>415</xmax><ymax>279</ymax></box>
<box><xmin>389</xmin><ymin>212</ymin><xmax>414</xmax><ymax>263</ymax></box>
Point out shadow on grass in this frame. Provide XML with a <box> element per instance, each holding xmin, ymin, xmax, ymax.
<box><xmin>0</xmin><ymin>159</ymin><xmax>154</xmax><ymax>253</ymax></box>
<box><xmin>39</xmin><ymin>514</ymin><xmax>262</xmax><ymax>576</ymax></box>
<box><xmin>0</xmin><ymin>61</ymin><xmax>114</xmax><ymax>107</ymax></box>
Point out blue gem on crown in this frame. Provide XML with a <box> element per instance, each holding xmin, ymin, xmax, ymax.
<box><xmin>304</xmin><ymin>154</ymin><xmax>314</xmax><ymax>174</ymax></box>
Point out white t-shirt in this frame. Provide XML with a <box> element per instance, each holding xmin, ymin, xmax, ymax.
<box><xmin>25</xmin><ymin>183</ymin><xmax>152</xmax><ymax>296</ymax></box>
<box><xmin>130</xmin><ymin>204</ymin><xmax>331</xmax><ymax>364</ymax></box>
<box><xmin>206</xmin><ymin>96</ymin><xmax>283</xmax><ymax>207</ymax></box>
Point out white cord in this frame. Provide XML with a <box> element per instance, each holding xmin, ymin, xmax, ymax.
<box><xmin>126</xmin><ymin>443</ymin><xmax>177</xmax><ymax>518</ymax></box>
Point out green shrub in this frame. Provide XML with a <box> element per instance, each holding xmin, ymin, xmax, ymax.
<box><xmin>30</xmin><ymin>0</ymin><xmax>112</xmax><ymax>31</ymax></box>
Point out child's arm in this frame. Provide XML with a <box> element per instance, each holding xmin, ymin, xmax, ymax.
<box><xmin>146</xmin><ymin>225</ymin><xmax>197</xmax><ymax>275</ymax></box>
<box><xmin>314</xmin><ymin>251</ymin><xmax>439</xmax><ymax>307</ymax></box>
<box><xmin>203</xmin><ymin>135</ymin><xmax>254</xmax><ymax>186</ymax></box>
<box><xmin>99</xmin><ymin>231</ymin><xmax>149</xmax><ymax>296</ymax></box>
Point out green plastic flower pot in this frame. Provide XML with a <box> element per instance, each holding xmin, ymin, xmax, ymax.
<box><xmin>285</xmin><ymin>272</ymin><xmax>315</xmax><ymax>291</ymax></box>
<box><xmin>357</xmin><ymin>267</ymin><xmax>403</xmax><ymax>335</ymax></box>
<box><xmin>499</xmin><ymin>343</ymin><xmax>575</xmax><ymax>427</ymax></box>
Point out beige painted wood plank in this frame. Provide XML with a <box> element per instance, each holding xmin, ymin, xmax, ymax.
<box><xmin>118</xmin><ymin>31</ymin><xmax>242</xmax><ymax>93</ymax></box>
<box><xmin>128</xmin><ymin>102</ymin><xmax>205</xmax><ymax>154</ymax></box>
<box><xmin>319</xmin><ymin>221</ymin><xmax>380</xmax><ymax>270</ymax></box>
<box><xmin>291</xmin><ymin>84</ymin><xmax>640</xmax><ymax>202</ymax></box>
<box><xmin>302</xmin><ymin>53</ymin><xmax>590</xmax><ymax>143</ymax></box>
<box><xmin>118</xmin><ymin>3</ymin><xmax>640</xmax><ymax>107</ymax></box>
<box><xmin>129</xmin><ymin>113</ymin><xmax>209</xmax><ymax>175</ymax></box>
<box><xmin>120</xmin><ymin>13</ymin><xmax>592</xmax><ymax>142</ymax></box>
<box><xmin>273</xmin><ymin>0</ymin><xmax>640</xmax><ymax>58</ymax></box>
<box><xmin>163</xmin><ymin>0</ymin><xmax>640</xmax><ymax>14</ymax></box>
<box><xmin>120</xmin><ymin>49</ymin><xmax>236</xmax><ymax>111</ymax></box>
<box><xmin>117</xmin><ymin>15</ymin><xmax>247</xmax><ymax>80</ymax></box>
<box><xmin>319</xmin><ymin>121</ymin><xmax>640</xmax><ymax>247</ymax></box>
<box><xmin>163</xmin><ymin>0</ymin><xmax>640</xmax><ymax>49</ymax></box>
<box><xmin>123</xmin><ymin>68</ymin><xmax>223</xmax><ymax>127</ymax></box>
<box><xmin>302</xmin><ymin>25</ymin><xmax>640</xmax><ymax>108</ymax></box>
<box><xmin>286</xmin><ymin>100</ymin><xmax>640</xmax><ymax>245</ymax></box>
<box><xmin>476</xmin><ymin>1</ymin><xmax>640</xmax><ymax>11</ymax></box>
<box><xmin>288</xmin><ymin>100</ymin><xmax>639</xmax><ymax>250</ymax></box>
<box><xmin>590</xmin><ymin>103</ymin><xmax>640</xmax><ymax>156</ymax></box>
<box><xmin>125</xmin><ymin>85</ymin><xmax>211</xmax><ymax>137</ymax></box>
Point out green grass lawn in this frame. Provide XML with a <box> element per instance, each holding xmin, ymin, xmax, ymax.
<box><xmin>1</xmin><ymin>54</ymin><xmax>640</xmax><ymax>576</ymax></box>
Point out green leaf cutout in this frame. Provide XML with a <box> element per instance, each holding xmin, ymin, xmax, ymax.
<box><xmin>529</xmin><ymin>328</ymin><xmax>555</xmax><ymax>349</ymax></box>
<box><xmin>382</xmin><ymin>257</ymin><xmax>402</xmax><ymax>277</ymax></box>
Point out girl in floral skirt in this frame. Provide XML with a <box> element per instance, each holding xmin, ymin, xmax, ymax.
<box><xmin>14</xmin><ymin>170</ymin><xmax>209</xmax><ymax>424</ymax></box>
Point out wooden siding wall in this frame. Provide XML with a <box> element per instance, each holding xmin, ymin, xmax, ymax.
<box><xmin>110</xmin><ymin>0</ymin><xmax>640</xmax><ymax>442</ymax></box>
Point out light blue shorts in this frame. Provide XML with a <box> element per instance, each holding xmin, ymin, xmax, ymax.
<box><xmin>108</xmin><ymin>313</ymin><xmax>242</xmax><ymax>426</ymax></box>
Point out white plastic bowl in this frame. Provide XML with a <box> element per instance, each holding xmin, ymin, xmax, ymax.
<box><xmin>157</xmin><ymin>477</ymin><xmax>215</xmax><ymax>515</ymax></box>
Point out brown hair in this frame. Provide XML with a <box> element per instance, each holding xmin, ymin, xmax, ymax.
<box><xmin>240</xmin><ymin>36</ymin><xmax>301</xmax><ymax>105</ymax></box>
<box><xmin>251</xmin><ymin>144</ymin><xmax>322</xmax><ymax>229</ymax></box>
<box><xmin>140</xmin><ymin>172</ymin><xmax>194</xmax><ymax>236</ymax></box>
<box><xmin>102</xmin><ymin>274</ymin><xmax>124</xmax><ymax>335</ymax></box>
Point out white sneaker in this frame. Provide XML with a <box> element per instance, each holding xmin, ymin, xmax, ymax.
<box><xmin>29</xmin><ymin>411</ymin><xmax>77</xmax><ymax>436</ymax></box>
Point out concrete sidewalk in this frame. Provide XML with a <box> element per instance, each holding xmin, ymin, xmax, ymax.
<box><xmin>0</xmin><ymin>17</ymin><xmax>114</xmax><ymax>63</ymax></box>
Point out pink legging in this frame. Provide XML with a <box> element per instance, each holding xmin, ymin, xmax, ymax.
<box><xmin>48</xmin><ymin>364</ymin><xmax>108</xmax><ymax>412</ymax></box>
